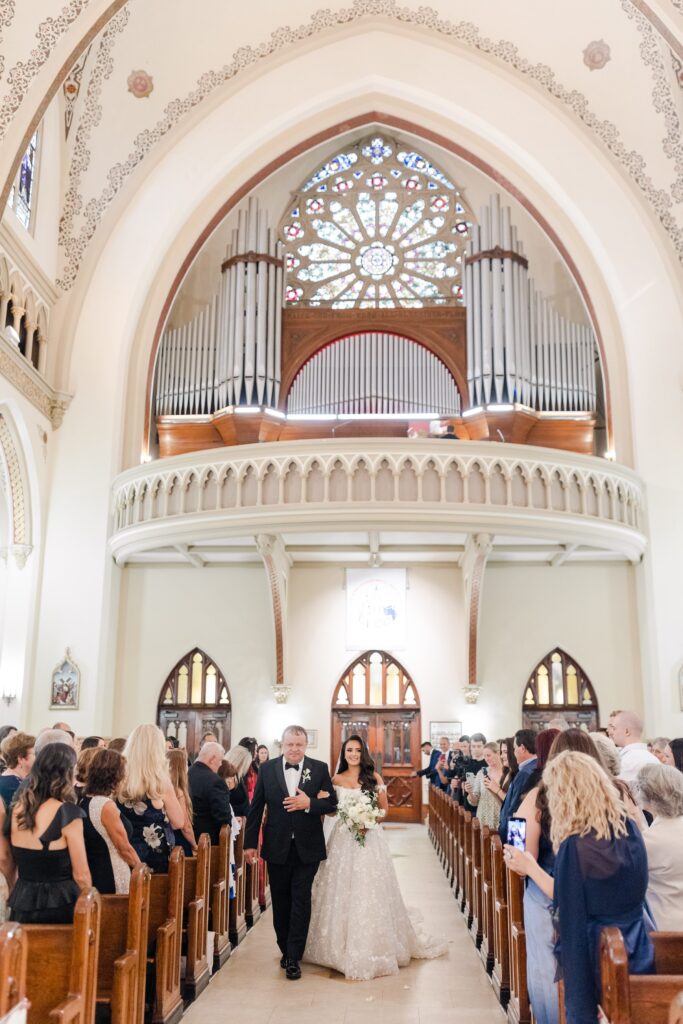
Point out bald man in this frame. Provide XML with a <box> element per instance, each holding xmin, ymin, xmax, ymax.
<box><xmin>610</xmin><ymin>710</ymin><xmax>658</xmax><ymax>784</ymax></box>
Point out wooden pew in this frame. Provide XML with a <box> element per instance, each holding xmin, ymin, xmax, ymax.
<box><xmin>446</xmin><ymin>796</ymin><xmax>456</xmax><ymax>887</ymax></box>
<box><xmin>457</xmin><ymin>806</ymin><xmax>468</xmax><ymax>912</ymax></box>
<box><xmin>491</xmin><ymin>835</ymin><xmax>510</xmax><ymax>1008</ymax></box>
<box><xmin>600</xmin><ymin>930</ymin><xmax>683</xmax><ymax>1024</ymax></box>
<box><xmin>24</xmin><ymin>888</ymin><xmax>100</xmax><ymax>1024</ymax></box>
<box><xmin>479</xmin><ymin>825</ymin><xmax>495</xmax><ymax>973</ymax></box>
<box><xmin>470</xmin><ymin>817</ymin><xmax>483</xmax><ymax>947</ymax></box>
<box><xmin>462</xmin><ymin>811</ymin><xmax>473</xmax><ymax>927</ymax></box>
<box><xmin>209</xmin><ymin>825</ymin><xmax>231</xmax><ymax>971</ymax></box>
<box><xmin>452</xmin><ymin>803</ymin><xmax>463</xmax><ymax>903</ymax></box>
<box><xmin>507</xmin><ymin>866</ymin><xmax>530</xmax><ymax>1024</ymax></box>
<box><xmin>229</xmin><ymin>822</ymin><xmax>247</xmax><ymax>947</ymax></box>
<box><xmin>0</xmin><ymin>923</ymin><xmax>27</xmax><ymax>1018</ymax></box>
<box><xmin>147</xmin><ymin>847</ymin><xmax>184</xmax><ymax>1024</ymax></box>
<box><xmin>97</xmin><ymin>864</ymin><xmax>150</xmax><ymax>1024</ymax></box>
<box><xmin>259</xmin><ymin>851</ymin><xmax>271</xmax><ymax>913</ymax></box>
<box><xmin>670</xmin><ymin>992</ymin><xmax>683</xmax><ymax>1024</ymax></box>
<box><xmin>245</xmin><ymin>848</ymin><xmax>261</xmax><ymax>929</ymax></box>
<box><xmin>181</xmin><ymin>833</ymin><xmax>211</xmax><ymax>1000</ymax></box>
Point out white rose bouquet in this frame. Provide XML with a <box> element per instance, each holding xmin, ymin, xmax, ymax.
<box><xmin>337</xmin><ymin>788</ymin><xmax>386</xmax><ymax>847</ymax></box>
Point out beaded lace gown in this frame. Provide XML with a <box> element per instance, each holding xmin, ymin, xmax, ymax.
<box><xmin>303</xmin><ymin>786</ymin><xmax>447</xmax><ymax>980</ymax></box>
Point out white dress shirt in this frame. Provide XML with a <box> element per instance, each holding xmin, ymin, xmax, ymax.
<box><xmin>617</xmin><ymin>742</ymin><xmax>659</xmax><ymax>784</ymax></box>
<box><xmin>283</xmin><ymin>756</ymin><xmax>302</xmax><ymax>796</ymax></box>
<box><xmin>642</xmin><ymin>816</ymin><xmax>683</xmax><ymax>930</ymax></box>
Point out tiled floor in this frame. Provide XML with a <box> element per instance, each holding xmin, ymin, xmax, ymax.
<box><xmin>183</xmin><ymin>824</ymin><xmax>505</xmax><ymax>1024</ymax></box>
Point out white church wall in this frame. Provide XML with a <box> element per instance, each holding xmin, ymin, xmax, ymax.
<box><xmin>478</xmin><ymin>564</ymin><xmax>642</xmax><ymax>734</ymax></box>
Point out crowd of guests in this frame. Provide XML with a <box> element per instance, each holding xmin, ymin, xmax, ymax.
<box><xmin>420</xmin><ymin>711</ymin><xmax>683</xmax><ymax>1024</ymax></box>
<box><xmin>0</xmin><ymin>721</ymin><xmax>271</xmax><ymax>928</ymax></box>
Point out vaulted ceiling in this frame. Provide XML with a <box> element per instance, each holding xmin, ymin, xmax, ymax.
<box><xmin>1</xmin><ymin>0</ymin><xmax>682</xmax><ymax>296</ymax></box>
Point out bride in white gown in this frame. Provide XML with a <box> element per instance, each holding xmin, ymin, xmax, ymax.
<box><xmin>303</xmin><ymin>735</ymin><xmax>447</xmax><ymax>981</ymax></box>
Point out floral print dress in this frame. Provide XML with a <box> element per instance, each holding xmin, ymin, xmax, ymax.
<box><xmin>117</xmin><ymin>796</ymin><xmax>175</xmax><ymax>873</ymax></box>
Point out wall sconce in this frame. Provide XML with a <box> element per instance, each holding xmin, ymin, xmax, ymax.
<box><xmin>272</xmin><ymin>683</ymin><xmax>291</xmax><ymax>705</ymax></box>
<box><xmin>463</xmin><ymin>685</ymin><xmax>481</xmax><ymax>705</ymax></box>
<box><xmin>1</xmin><ymin>687</ymin><xmax>17</xmax><ymax>707</ymax></box>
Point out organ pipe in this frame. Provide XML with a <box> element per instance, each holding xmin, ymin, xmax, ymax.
<box><xmin>286</xmin><ymin>332</ymin><xmax>461</xmax><ymax>416</ymax></box>
<box><xmin>153</xmin><ymin>198</ymin><xmax>284</xmax><ymax>417</ymax></box>
<box><xmin>463</xmin><ymin>194</ymin><xmax>598</xmax><ymax>415</ymax></box>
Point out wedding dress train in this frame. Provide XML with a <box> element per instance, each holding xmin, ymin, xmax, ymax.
<box><xmin>303</xmin><ymin>787</ymin><xmax>447</xmax><ymax>980</ymax></box>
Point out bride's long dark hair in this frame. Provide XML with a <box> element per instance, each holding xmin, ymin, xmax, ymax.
<box><xmin>338</xmin><ymin>734</ymin><xmax>377</xmax><ymax>793</ymax></box>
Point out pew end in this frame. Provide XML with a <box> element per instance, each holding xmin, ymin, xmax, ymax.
<box><xmin>670</xmin><ymin>992</ymin><xmax>683</xmax><ymax>1024</ymax></box>
<box><xmin>0</xmin><ymin>923</ymin><xmax>27</xmax><ymax>1018</ymax></box>
<box><xmin>148</xmin><ymin>848</ymin><xmax>184</xmax><ymax>1024</ymax></box>
<box><xmin>181</xmin><ymin>834</ymin><xmax>211</xmax><ymax>1001</ymax></box>
<box><xmin>599</xmin><ymin>927</ymin><xmax>683</xmax><ymax>1024</ymax></box>
<box><xmin>209</xmin><ymin>826</ymin><xmax>231</xmax><ymax>972</ymax></box>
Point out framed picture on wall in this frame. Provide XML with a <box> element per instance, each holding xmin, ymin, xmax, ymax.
<box><xmin>306</xmin><ymin>729</ymin><xmax>318</xmax><ymax>749</ymax></box>
<box><xmin>429</xmin><ymin>721</ymin><xmax>462</xmax><ymax>747</ymax></box>
<box><xmin>50</xmin><ymin>648</ymin><xmax>80</xmax><ymax>710</ymax></box>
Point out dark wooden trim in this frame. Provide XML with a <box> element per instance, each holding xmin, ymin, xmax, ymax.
<box><xmin>464</xmin><ymin>247</ymin><xmax>528</xmax><ymax>270</ymax></box>
<box><xmin>221</xmin><ymin>251</ymin><xmax>283</xmax><ymax>273</ymax></box>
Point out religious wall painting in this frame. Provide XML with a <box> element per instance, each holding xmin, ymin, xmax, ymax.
<box><xmin>50</xmin><ymin>648</ymin><xmax>80</xmax><ymax>710</ymax></box>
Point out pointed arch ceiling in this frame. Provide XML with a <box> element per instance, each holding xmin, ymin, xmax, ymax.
<box><xmin>2</xmin><ymin>0</ymin><xmax>682</xmax><ymax>292</ymax></box>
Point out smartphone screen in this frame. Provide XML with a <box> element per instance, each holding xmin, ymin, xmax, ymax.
<box><xmin>506</xmin><ymin>816</ymin><xmax>527</xmax><ymax>851</ymax></box>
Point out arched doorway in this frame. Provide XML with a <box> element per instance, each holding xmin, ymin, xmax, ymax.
<box><xmin>157</xmin><ymin>647</ymin><xmax>232</xmax><ymax>757</ymax></box>
<box><xmin>521</xmin><ymin>648</ymin><xmax>599</xmax><ymax>732</ymax></box>
<box><xmin>331</xmin><ymin>651</ymin><xmax>422</xmax><ymax>823</ymax></box>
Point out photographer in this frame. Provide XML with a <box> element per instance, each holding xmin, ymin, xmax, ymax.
<box><xmin>458</xmin><ymin>733</ymin><xmax>488</xmax><ymax>814</ymax></box>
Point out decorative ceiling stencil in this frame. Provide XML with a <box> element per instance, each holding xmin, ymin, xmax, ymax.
<box><xmin>126</xmin><ymin>68</ymin><xmax>153</xmax><ymax>98</ymax></box>
<box><xmin>63</xmin><ymin>42</ymin><xmax>91</xmax><ymax>138</ymax></box>
<box><xmin>54</xmin><ymin>0</ymin><xmax>683</xmax><ymax>291</ymax></box>
<box><xmin>583</xmin><ymin>40</ymin><xmax>612</xmax><ymax>70</ymax></box>
<box><xmin>0</xmin><ymin>2</ymin><xmax>16</xmax><ymax>79</ymax></box>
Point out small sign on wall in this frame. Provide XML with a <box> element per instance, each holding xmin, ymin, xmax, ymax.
<box><xmin>346</xmin><ymin>568</ymin><xmax>406</xmax><ymax>650</ymax></box>
<box><xmin>429</xmin><ymin>721</ymin><xmax>463</xmax><ymax>747</ymax></box>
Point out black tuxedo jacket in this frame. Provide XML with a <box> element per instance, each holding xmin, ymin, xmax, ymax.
<box><xmin>244</xmin><ymin>756</ymin><xmax>337</xmax><ymax>865</ymax></box>
<box><xmin>188</xmin><ymin>760</ymin><xmax>232</xmax><ymax>844</ymax></box>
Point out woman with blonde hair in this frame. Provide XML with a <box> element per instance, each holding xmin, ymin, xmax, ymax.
<box><xmin>167</xmin><ymin>749</ymin><xmax>197</xmax><ymax>856</ymax></box>
<box><xmin>117</xmin><ymin>725</ymin><xmax>184</xmax><ymax>873</ymax></box>
<box><xmin>224</xmin><ymin>744</ymin><xmax>253</xmax><ymax>816</ymax></box>
<box><xmin>545</xmin><ymin>751</ymin><xmax>654</xmax><ymax>1024</ymax></box>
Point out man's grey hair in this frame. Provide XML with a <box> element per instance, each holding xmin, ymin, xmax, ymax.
<box><xmin>651</xmin><ymin>737</ymin><xmax>671</xmax><ymax>751</ymax></box>
<box><xmin>635</xmin><ymin>763</ymin><xmax>683</xmax><ymax>818</ymax></box>
<box><xmin>35</xmin><ymin>728</ymin><xmax>75</xmax><ymax>755</ymax></box>
<box><xmin>197</xmin><ymin>741</ymin><xmax>225</xmax><ymax>764</ymax></box>
<box><xmin>547</xmin><ymin>718</ymin><xmax>570</xmax><ymax>732</ymax></box>
<box><xmin>589</xmin><ymin>733</ymin><xmax>621</xmax><ymax>777</ymax></box>
<box><xmin>282</xmin><ymin>725</ymin><xmax>308</xmax><ymax>742</ymax></box>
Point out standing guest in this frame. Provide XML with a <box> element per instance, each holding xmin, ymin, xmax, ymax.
<box><xmin>0</xmin><ymin>727</ymin><xmax>17</xmax><ymax>771</ymax></box>
<box><xmin>117</xmin><ymin>724</ymin><xmax>183</xmax><ymax>873</ymax></box>
<box><xmin>225</xmin><ymin>744</ymin><xmax>256</xmax><ymax>816</ymax></box>
<box><xmin>0</xmin><ymin>800</ymin><xmax>14</xmax><ymax>921</ymax></box>
<box><xmin>546</xmin><ymin>718</ymin><xmax>570</xmax><ymax>732</ymax></box>
<box><xmin>650</xmin><ymin>738</ymin><xmax>674</xmax><ymax>766</ymax></box>
<box><xmin>167</xmin><ymin>748</ymin><xmax>197</xmax><ymax>855</ymax></box>
<box><xmin>589</xmin><ymin>733</ymin><xmax>647</xmax><ymax>826</ymax></box>
<box><xmin>79</xmin><ymin>748</ymin><xmax>139</xmax><ymax>894</ymax></box>
<box><xmin>636</xmin><ymin>763</ymin><xmax>683</xmax><ymax>930</ymax></box>
<box><xmin>0</xmin><ymin>733</ymin><xmax>35</xmax><ymax>809</ymax></box>
<box><xmin>7</xmin><ymin>744</ymin><xmax>91</xmax><ymax>924</ymax></box>
<box><xmin>610</xmin><ymin>711</ymin><xmax>658</xmax><ymax>783</ymax></box>
<box><xmin>108</xmin><ymin>738</ymin><xmax>127</xmax><ymax>753</ymax></box>
<box><xmin>188</xmin><ymin>742</ymin><xmax>231</xmax><ymax>844</ymax></box>
<box><xmin>257</xmin><ymin>744</ymin><xmax>270</xmax><ymax>765</ymax></box>
<box><xmin>500</xmin><ymin>737</ymin><xmax>518</xmax><ymax>791</ymax></box>
<box><xmin>200</xmin><ymin>731</ymin><xmax>218</xmax><ymax>746</ymax></box>
<box><xmin>432</xmin><ymin>735</ymin><xmax>456</xmax><ymax>792</ymax></box>
<box><xmin>498</xmin><ymin>729</ymin><xmax>537</xmax><ymax>843</ymax></box>
<box><xmin>34</xmin><ymin>728</ymin><xmax>74</xmax><ymax>755</ymax></box>
<box><xmin>416</xmin><ymin>740</ymin><xmax>442</xmax><ymax>787</ymax></box>
<box><xmin>239</xmin><ymin>737</ymin><xmax>259</xmax><ymax>802</ymax></box>
<box><xmin>668</xmin><ymin>738</ymin><xmax>683</xmax><ymax>773</ymax></box>
<box><xmin>546</xmin><ymin>751</ymin><xmax>654</xmax><ymax>1024</ymax></box>
<box><xmin>165</xmin><ymin>737</ymin><xmax>179</xmax><ymax>751</ymax></box>
<box><xmin>460</xmin><ymin>734</ymin><xmax>488</xmax><ymax>814</ymax></box>
<box><xmin>467</xmin><ymin>742</ymin><xmax>505</xmax><ymax>829</ymax></box>
<box><xmin>75</xmin><ymin>747</ymin><xmax>97</xmax><ymax>797</ymax></box>
<box><xmin>606</xmin><ymin>710</ymin><xmax>622</xmax><ymax>742</ymax></box>
<box><xmin>80</xmin><ymin>736</ymin><xmax>105</xmax><ymax>751</ymax></box>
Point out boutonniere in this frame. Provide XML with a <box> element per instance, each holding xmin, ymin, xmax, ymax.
<box><xmin>301</xmin><ymin>768</ymin><xmax>312</xmax><ymax>785</ymax></box>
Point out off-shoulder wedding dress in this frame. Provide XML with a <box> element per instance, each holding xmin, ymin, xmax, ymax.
<box><xmin>303</xmin><ymin>786</ymin><xmax>447</xmax><ymax>980</ymax></box>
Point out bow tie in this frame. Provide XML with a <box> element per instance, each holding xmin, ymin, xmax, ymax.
<box><xmin>284</xmin><ymin>762</ymin><xmax>301</xmax><ymax>772</ymax></box>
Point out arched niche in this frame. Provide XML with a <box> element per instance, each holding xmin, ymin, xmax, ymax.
<box><xmin>521</xmin><ymin>647</ymin><xmax>599</xmax><ymax>731</ymax></box>
<box><xmin>331</xmin><ymin>650</ymin><xmax>421</xmax><ymax>822</ymax></box>
<box><xmin>157</xmin><ymin>647</ymin><xmax>231</xmax><ymax>756</ymax></box>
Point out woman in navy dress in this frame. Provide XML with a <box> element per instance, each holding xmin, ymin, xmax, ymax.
<box><xmin>544</xmin><ymin>750</ymin><xmax>654</xmax><ymax>1024</ymax></box>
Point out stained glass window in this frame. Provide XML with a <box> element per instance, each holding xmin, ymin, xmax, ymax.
<box><xmin>6</xmin><ymin>131</ymin><xmax>39</xmax><ymax>230</ymax></box>
<box><xmin>280</xmin><ymin>133</ymin><xmax>474</xmax><ymax>309</ymax></box>
<box><xmin>524</xmin><ymin>649</ymin><xmax>597</xmax><ymax>709</ymax></box>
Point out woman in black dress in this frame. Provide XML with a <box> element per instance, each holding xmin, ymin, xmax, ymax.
<box><xmin>79</xmin><ymin>748</ymin><xmax>140</xmax><ymax>894</ymax></box>
<box><xmin>7</xmin><ymin>743</ymin><xmax>91</xmax><ymax>924</ymax></box>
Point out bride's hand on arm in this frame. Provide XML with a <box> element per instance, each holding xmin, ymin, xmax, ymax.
<box><xmin>375</xmin><ymin>773</ymin><xmax>389</xmax><ymax>813</ymax></box>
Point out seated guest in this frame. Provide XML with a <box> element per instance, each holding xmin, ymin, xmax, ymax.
<box><xmin>74</xmin><ymin>747</ymin><xmax>97</xmax><ymax>797</ymax></box>
<box><xmin>650</xmin><ymin>737</ymin><xmax>674</xmax><ymax>765</ymax></box>
<box><xmin>546</xmin><ymin>751</ymin><xmax>654</xmax><ymax>1024</ymax></box>
<box><xmin>53</xmin><ymin>722</ymin><xmax>76</xmax><ymax>743</ymax></box>
<box><xmin>34</xmin><ymin>728</ymin><xmax>74</xmax><ymax>754</ymax></box>
<box><xmin>79</xmin><ymin>748</ymin><xmax>139</xmax><ymax>893</ymax></box>
<box><xmin>467</xmin><ymin>741</ymin><xmax>505</xmax><ymax>829</ymax></box>
<box><xmin>0</xmin><ymin>732</ymin><xmax>35</xmax><ymax>809</ymax></box>
<box><xmin>636</xmin><ymin>763</ymin><xmax>683</xmax><ymax>930</ymax></box>
<box><xmin>80</xmin><ymin>735</ymin><xmax>105</xmax><ymax>750</ymax></box>
<box><xmin>188</xmin><ymin>741</ymin><xmax>231</xmax><ymax>843</ymax></box>
<box><xmin>224</xmin><ymin>744</ymin><xmax>256</xmax><ymax>816</ymax></box>
<box><xmin>108</xmin><ymin>737</ymin><xmax>127</xmax><ymax>753</ymax></box>
<box><xmin>165</xmin><ymin>736</ymin><xmax>179</xmax><ymax>751</ymax></box>
<box><xmin>590</xmin><ymin>732</ymin><xmax>646</xmax><ymax>827</ymax></box>
<box><xmin>0</xmin><ymin>726</ymin><xmax>17</xmax><ymax>771</ymax></box>
<box><xmin>610</xmin><ymin>710</ymin><xmax>658</xmax><ymax>783</ymax></box>
<box><xmin>498</xmin><ymin>729</ymin><xmax>537</xmax><ymax>842</ymax></box>
<box><xmin>669</xmin><ymin>737</ymin><xmax>683</xmax><ymax>773</ymax></box>
<box><xmin>117</xmin><ymin>724</ymin><xmax>184</xmax><ymax>873</ymax></box>
<box><xmin>167</xmin><ymin>748</ymin><xmax>197</xmax><ymax>855</ymax></box>
<box><xmin>7</xmin><ymin>744</ymin><xmax>91</xmax><ymax>924</ymax></box>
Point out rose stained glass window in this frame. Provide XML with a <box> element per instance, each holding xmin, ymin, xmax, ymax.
<box><xmin>279</xmin><ymin>134</ymin><xmax>474</xmax><ymax>309</ymax></box>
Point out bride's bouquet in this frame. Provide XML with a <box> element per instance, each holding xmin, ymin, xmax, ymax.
<box><xmin>337</xmin><ymin>788</ymin><xmax>386</xmax><ymax>847</ymax></box>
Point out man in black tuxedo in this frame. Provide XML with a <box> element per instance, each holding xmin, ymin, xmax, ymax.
<box><xmin>188</xmin><ymin>741</ymin><xmax>231</xmax><ymax>844</ymax></box>
<box><xmin>244</xmin><ymin>724</ymin><xmax>337</xmax><ymax>980</ymax></box>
